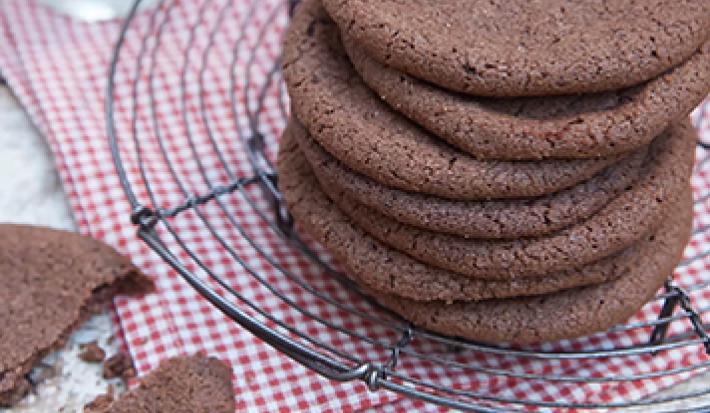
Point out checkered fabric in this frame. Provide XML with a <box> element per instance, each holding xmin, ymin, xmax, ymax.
<box><xmin>1</xmin><ymin>0</ymin><xmax>709</xmax><ymax>411</ymax></box>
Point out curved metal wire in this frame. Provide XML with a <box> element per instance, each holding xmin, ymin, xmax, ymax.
<box><xmin>106</xmin><ymin>0</ymin><xmax>710</xmax><ymax>411</ymax></box>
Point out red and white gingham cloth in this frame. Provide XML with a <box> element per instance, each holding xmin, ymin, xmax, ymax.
<box><xmin>1</xmin><ymin>0</ymin><xmax>710</xmax><ymax>411</ymax></box>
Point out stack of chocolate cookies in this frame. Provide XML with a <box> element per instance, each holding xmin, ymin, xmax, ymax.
<box><xmin>279</xmin><ymin>0</ymin><xmax>710</xmax><ymax>344</ymax></box>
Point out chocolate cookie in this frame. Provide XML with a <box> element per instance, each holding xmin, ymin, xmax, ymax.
<box><xmin>322</xmin><ymin>0</ymin><xmax>710</xmax><ymax>97</ymax></box>
<box><xmin>344</xmin><ymin>35</ymin><xmax>710</xmax><ymax>160</ymax></box>
<box><xmin>367</xmin><ymin>191</ymin><xmax>693</xmax><ymax>344</ymax></box>
<box><xmin>325</xmin><ymin>122</ymin><xmax>695</xmax><ymax>279</ymax></box>
<box><xmin>278</xmin><ymin>137</ymin><xmax>637</xmax><ymax>302</ymax></box>
<box><xmin>283</xmin><ymin>0</ymin><xmax>625</xmax><ymax>200</ymax></box>
<box><xmin>289</xmin><ymin>120</ymin><xmax>647</xmax><ymax>239</ymax></box>
<box><xmin>89</xmin><ymin>355</ymin><xmax>234</xmax><ymax>413</ymax></box>
<box><xmin>0</xmin><ymin>226</ymin><xmax>152</xmax><ymax>406</ymax></box>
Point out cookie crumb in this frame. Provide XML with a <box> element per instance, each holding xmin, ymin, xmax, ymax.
<box><xmin>102</xmin><ymin>353</ymin><xmax>134</xmax><ymax>380</ymax></box>
<box><xmin>79</xmin><ymin>342</ymin><xmax>106</xmax><ymax>363</ymax></box>
<box><xmin>0</xmin><ymin>376</ymin><xmax>30</xmax><ymax>407</ymax></box>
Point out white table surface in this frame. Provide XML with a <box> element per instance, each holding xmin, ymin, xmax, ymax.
<box><xmin>1</xmin><ymin>84</ymin><xmax>709</xmax><ymax>412</ymax></box>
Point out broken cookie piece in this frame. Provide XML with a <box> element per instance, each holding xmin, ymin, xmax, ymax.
<box><xmin>85</xmin><ymin>355</ymin><xmax>234</xmax><ymax>413</ymax></box>
<box><xmin>0</xmin><ymin>225</ymin><xmax>152</xmax><ymax>406</ymax></box>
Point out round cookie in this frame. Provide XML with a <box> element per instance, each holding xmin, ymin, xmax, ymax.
<box><xmin>344</xmin><ymin>36</ymin><xmax>710</xmax><ymax>160</ymax></box>
<box><xmin>324</xmin><ymin>122</ymin><xmax>695</xmax><ymax>279</ymax></box>
<box><xmin>283</xmin><ymin>0</ymin><xmax>625</xmax><ymax>201</ymax></box>
<box><xmin>278</xmin><ymin>137</ymin><xmax>637</xmax><ymax>302</ymax></box>
<box><xmin>322</xmin><ymin>0</ymin><xmax>710</xmax><ymax>97</ymax></box>
<box><xmin>367</xmin><ymin>192</ymin><xmax>693</xmax><ymax>344</ymax></box>
<box><xmin>289</xmin><ymin>120</ymin><xmax>647</xmax><ymax>239</ymax></box>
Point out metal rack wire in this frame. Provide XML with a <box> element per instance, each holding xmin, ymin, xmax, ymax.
<box><xmin>106</xmin><ymin>0</ymin><xmax>710</xmax><ymax>411</ymax></box>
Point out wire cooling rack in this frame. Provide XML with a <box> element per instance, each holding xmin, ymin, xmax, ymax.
<box><xmin>106</xmin><ymin>0</ymin><xmax>710</xmax><ymax>411</ymax></box>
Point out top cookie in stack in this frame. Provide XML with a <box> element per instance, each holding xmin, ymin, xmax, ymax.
<box><xmin>279</xmin><ymin>0</ymin><xmax>709</xmax><ymax>344</ymax></box>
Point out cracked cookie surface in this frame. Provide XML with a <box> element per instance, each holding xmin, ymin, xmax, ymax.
<box><xmin>280</xmin><ymin>133</ymin><xmax>693</xmax><ymax>343</ymax></box>
<box><xmin>344</xmin><ymin>36</ymin><xmax>709</xmax><ymax>160</ymax></box>
<box><xmin>290</xmin><ymin>120</ymin><xmax>647</xmax><ymax>239</ymax></box>
<box><xmin>323</xmin><ymin>0</ymin><xmax>710</xmax><ymax>97</ymax></box>
<box><xmin>321</xmin><ymin>122</ymin><xmax>695</xmax><ymax>279</ymax></box>
<box><xmin>279</xmin><ymin>136</ymin><xmax>639</xmax><ymax>302</ymax></box>
<box><xmin>283</xmin><ymin>0</ymin><xmax>628</xmax><ymax>200</ymax></box>
<box><xmin>367</xmin><ymin>193</ymin><xmax>692</xmax><ymax>344</ymax></box>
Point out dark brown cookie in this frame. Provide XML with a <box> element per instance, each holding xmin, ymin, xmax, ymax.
<box><xmin>367</xmin><ymin>191</ymin><xmax>694</xmax><ymax>344</ymax></box>
<box><xmin>91</xmin><ymin>355</ymin><xmax>234</xmax><ymax>413</ymax></box>
<box><xmin>322</xmin><ymin>0</ymin><xmax>710</xmax><ymax>97</ymax></box>
<box><xmin>344</xmin><ymin>35</ymin><xmax>710</xmax><ymax>160</ymax></box>
<box><xmin>289</xmin><ymin>120</ymin><xmax>647</xmax><ymax>239</ymax></box>
<box><xmin>0</xmin><ymin>225</ymin><xmax>152</xmax><ymax>407</ymax></box>
<box><xmin>325</xmin><ymin>122</ymin><xmax>695</xmax><ymax>279</ymax></box>
<box><xmin>280</xmin><ymin>135</ymin><xmax>639</xmax><ymax>302</ymax></box>
<box><xmin>283</xmin><ymin>0</ymin><xmax>625</xmax><ymax>200</ymax></box>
